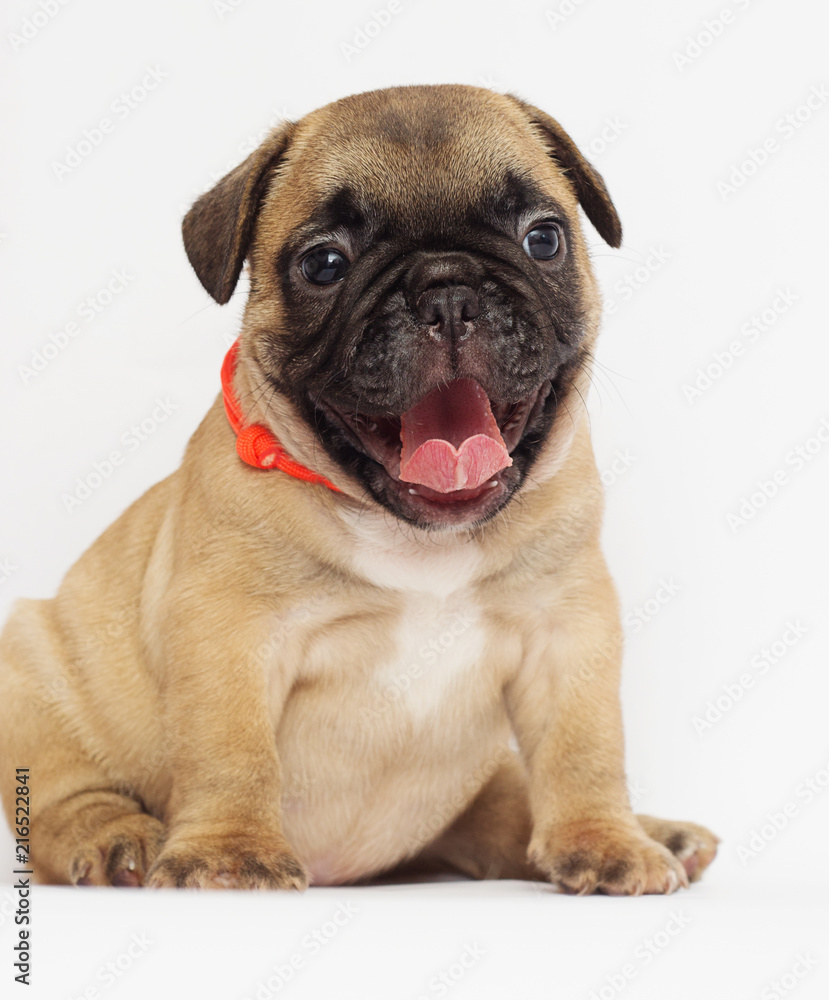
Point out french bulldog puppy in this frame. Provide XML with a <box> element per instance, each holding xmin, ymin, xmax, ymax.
<box><xmin>0</xmin><ymin>85</ymin><xmax>717</xmax><ymax>893</ymax></box>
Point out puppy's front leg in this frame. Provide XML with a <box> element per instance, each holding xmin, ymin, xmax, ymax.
<box><xmin>146</xmin><ymin>607</ymin><xmax>306</xmax><ymax>890</ymax></box>
<box><xmin>506</xmin><ymin>548</ymin><xmax>688</xmax><ymax>896</ymax></box>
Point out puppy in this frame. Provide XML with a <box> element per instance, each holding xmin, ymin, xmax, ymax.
<box><xmin>0</xmin><ymin>84</ymin><xmax>717</xmax><ymax>893</ymax></box>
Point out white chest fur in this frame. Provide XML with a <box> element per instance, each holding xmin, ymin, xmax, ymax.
<box><xmin>341</xmin><ymin>509</ymin><xmax>488</xmax><ymax>721</ymax></box>
<box><xmin>340</xmin><ymin>506</ymin><xmax>485</xmax><ymax>596</ymax></box>
<box><xmin>363</xmin><ymin>590</ymin><xmax>485</xmax><ymax>724</ymax></box>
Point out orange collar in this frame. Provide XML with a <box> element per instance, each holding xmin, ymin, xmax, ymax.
<box><xmin>221</xmin><ymin>339</ymin><xmax>340</xmax><ymax>492</ymax></box>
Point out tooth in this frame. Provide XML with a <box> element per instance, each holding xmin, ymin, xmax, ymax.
<box><xmin>487</xmin><ymin>480</ymin><xmax>499</xmax><ymax>488</ymax></box>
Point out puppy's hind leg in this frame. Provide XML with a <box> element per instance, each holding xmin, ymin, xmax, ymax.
<box><xmin>0</xmin><ymin>620</ymin><xmax>164</xmax><ymax>887</ymax></box>
<box><xmin>414</xmin><ymin>754</ymin><xmax>544</xmax><ymax>882</ymax></box>
<box><xmin>635</xmin><ymin>814</ymin><xmax>719</xmax><ymax>884</ymax></box>
<box><xmin>33</xmin><ymin>784</ymin><xmax>165</xmax><ymax>887</ymax></box>
<box><xmin>3</xmin><ymin>717</ymin><xmax>164</xmax><ymax>886</ymax></box>
<box><xmin>407</xmin><ymin>760</ymin><xmax>720</xmax><ymax>889</ymax></box>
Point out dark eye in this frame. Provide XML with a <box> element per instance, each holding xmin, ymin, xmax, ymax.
<box><xmin>522</xmin><ymin>224</ymin><xmax>560</xmax><ymax>260</ymax></box>
<box><xmin>300</xmin><ymin>247</ymin><xmax>349</xmax><ymax>284</ymax></box>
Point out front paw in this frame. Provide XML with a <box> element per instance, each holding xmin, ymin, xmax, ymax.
<box><xmin>529</xmin><ymin>819</ymin><xmax>689</xmax><ymax>896</ymax></box>
<box><xmin>146</xmin><ymin>829</ymin><xmax>308</xmax><ymax>890</ymax></box>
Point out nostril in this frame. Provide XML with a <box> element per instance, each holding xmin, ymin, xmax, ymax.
<box><xmin>415</xmin><ymin>285</ymin><xmax>479</xmax><ymax>333</ymax></box>
<box><xmin>460</xmin><ymin>290</ymin><xmax>480</xmax><ymax>322</ymax></box>
<box><xmin>416</xmin><ymin>292</ymin><xmax>440</xmax><ymax>326</ymax></box>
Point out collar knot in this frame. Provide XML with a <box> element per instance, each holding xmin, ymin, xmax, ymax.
<box><xmin>221</xmin><ymin>339</ymin><xmax>340</xmax><ymax>492</ymax></box>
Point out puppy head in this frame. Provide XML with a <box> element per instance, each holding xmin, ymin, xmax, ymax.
<box><xmin>183</xmin><ymin>84</ymin><xmax>621</xmax><ymax>529</ymax></box>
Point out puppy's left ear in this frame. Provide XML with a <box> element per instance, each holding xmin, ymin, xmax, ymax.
<box><xmin>507</xmin><ymin>95</ymin><xmax>622</xmax><ymax>248</ymax></box>
<box><xmin>182</xmin><ymin>121</ymin><xmax>297</xmax><ymax>304</ymax></box>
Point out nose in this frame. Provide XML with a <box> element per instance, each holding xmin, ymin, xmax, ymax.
<box><xmin>415</xmin><ymin>285</ymin><xmax>480</xmax><ymax>337</ymax></box>
<box><xmin>406</xmin><ymin>253</ymin><xmax>483</xmax><ymax>341</ymax></box>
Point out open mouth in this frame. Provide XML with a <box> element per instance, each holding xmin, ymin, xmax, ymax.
<box><xmin>316</xmin><ymin>378</ymin><xmax>550</xmax><ymax>508</ymax></box>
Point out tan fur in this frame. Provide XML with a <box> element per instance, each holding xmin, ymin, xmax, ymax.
<box><xmin>0</xmin><ymin>85</ymin><xmax>717</xmax><ymax>893</ymax></box>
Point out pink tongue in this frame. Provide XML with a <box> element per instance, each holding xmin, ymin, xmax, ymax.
<box><xmin>399</xmin><ymin>379</ymin><xmax>512</xmax><ymax>493</ymax></box>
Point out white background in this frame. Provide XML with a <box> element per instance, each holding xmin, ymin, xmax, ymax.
<box><xmin>2</xmin><ymin>0</ymin><xmax>828</xmax><ymax>997</ymax></box>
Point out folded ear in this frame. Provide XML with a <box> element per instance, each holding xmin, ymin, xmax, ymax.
<box><xmin>182</xmin><ymin>121</ymin><xmax>296</xmax><ymax>304</ymax></box>
<box><xmin>506</xmin><ymin>95</ymin><xmax>622</xmax><ymax>248</ymax></box>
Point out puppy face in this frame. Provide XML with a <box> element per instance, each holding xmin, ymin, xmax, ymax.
<box><xmin>184</xmin><ymin>85</ymin><xmax>621</xmax><ymax>528</ymax></box>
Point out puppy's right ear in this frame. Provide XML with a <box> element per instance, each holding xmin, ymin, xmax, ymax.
<box><xmin>506</xmin><ymin>95</ymin><xmax>622</xmax><ymax>249</ymax></box>
<box><xmin>182</xmin><ymin>121</ymin><xmax>296</xmax><ymax>304</ymax></box>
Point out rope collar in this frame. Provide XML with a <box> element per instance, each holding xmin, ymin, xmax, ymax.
<box><xmin>221</xmin><ymin>339</ymin><xmax>341</xmax><ymax>493</ymax></box>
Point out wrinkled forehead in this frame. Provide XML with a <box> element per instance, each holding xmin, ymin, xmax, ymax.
<box><xmin>272</xmin><ymin>88</ymin><xmax>579</xmax><ymax>236</ymax></box>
